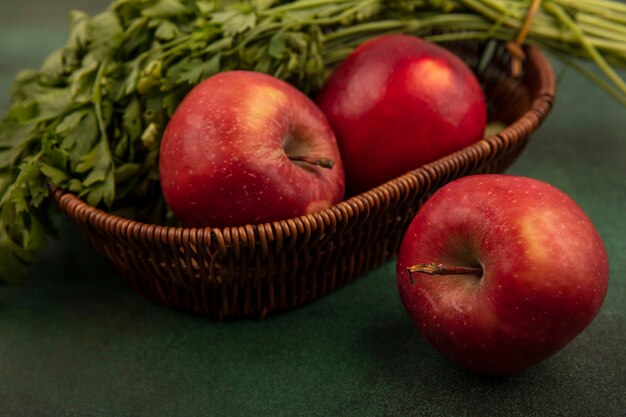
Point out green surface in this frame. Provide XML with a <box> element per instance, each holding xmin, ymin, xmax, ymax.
<box><xmin>1</xmin><ymin>2</ymin><xmax>625</xmax><ymax>416</ymax></box>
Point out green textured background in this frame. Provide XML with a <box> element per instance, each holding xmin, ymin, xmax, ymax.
<box><xmin>1</xmin><ymin>1</ymin><xmax>625</xmax><ymax>416</ymax></box>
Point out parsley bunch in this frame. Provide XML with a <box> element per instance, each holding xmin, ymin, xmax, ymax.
<box><xmin>2</xmin><ymin>0</ymin><xmax>626</xmax><ymax>283</ymax></box>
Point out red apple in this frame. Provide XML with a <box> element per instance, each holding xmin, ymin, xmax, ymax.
<box><xmin>317</xmin><ymin>34</ymin><xmax>487</xmax><ymax>193</ymax></box>
<box><xmin>159</xmin><ymin>70</ymin><xmax>345</xmax><ymax>227</ymax></box>
<box><xmin>397</xmin><ymin>175</ymin><xmax>609</xmax><ymax>375</ymax></box>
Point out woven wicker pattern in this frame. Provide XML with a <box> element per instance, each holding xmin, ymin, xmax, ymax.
<box><xmin>52</xmin><ymin>42</ymin><xmax>555</xmax><ymax>319</ymax></box>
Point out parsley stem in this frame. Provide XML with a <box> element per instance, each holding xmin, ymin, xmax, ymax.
<box><xmin>93</xmin><ymin>60</ymin><xmax>109</xmax><ymax>144</ymax></box>
<box><xmin>268</xmin><ymin>0</ymin><xmax>355</xmax><ymax>14</ymax></box>
<box><xmin>545</xmin><ymin>2</ymin><xmax>626</xmax><ymax>97</ymax></box>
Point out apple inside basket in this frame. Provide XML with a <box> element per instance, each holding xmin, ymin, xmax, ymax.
<box><xmin>52</xmin><ymin>40</ymin><xmax>555</xmax><ymax>319</ymax></box>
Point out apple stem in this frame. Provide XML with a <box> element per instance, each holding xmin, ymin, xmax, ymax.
<box><xmin>407</xmin><ymin>263</ymin><xmax>483</xmax><ymax>285</ymax></box>
<box><xmin>289</xmin><ymin>156</ymin><xmax>335</xmax><ymax>169</ymax></box>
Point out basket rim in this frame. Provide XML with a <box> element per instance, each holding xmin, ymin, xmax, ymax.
<box><xmin>52</xmin><ymin>44</ymin><xmax>556</xmax><ymax>243</ymax></box>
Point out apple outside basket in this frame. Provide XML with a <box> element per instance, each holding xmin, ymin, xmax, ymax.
<box><xmin>51</xmin><ymin>40</ymin><xmax>556</xmax><ymax>319</ymax></box>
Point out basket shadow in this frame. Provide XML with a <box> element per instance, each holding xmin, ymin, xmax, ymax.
<box><xmin>19</xmin><ymin>215</ymin><xmax>142</xmax><ymax>314</ymax></box>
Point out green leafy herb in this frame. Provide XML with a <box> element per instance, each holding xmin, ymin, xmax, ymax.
<box><xmin>2</xmin><ymin>0</ymin><xmax>626</xmax><ymax>283</ymax></box>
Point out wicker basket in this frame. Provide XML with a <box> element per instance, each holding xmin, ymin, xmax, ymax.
<box><xmin>52</xmin><ymin>41</ymin><xmax>555</xmax><ymax>319</ymax></box>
